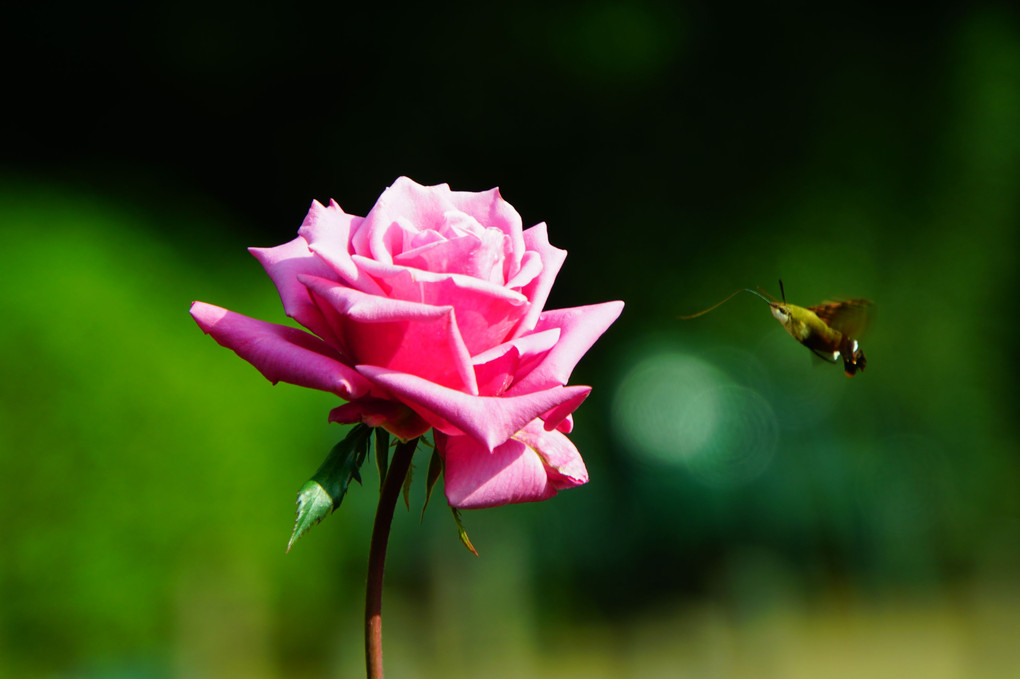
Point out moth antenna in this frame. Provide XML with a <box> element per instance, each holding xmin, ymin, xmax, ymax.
<box><xmin>779</xmin><ymin>279</ymin><xmax>786</xmax><ymax>303</ymax></box>
<box><xmin>678</xmin><ymin>288</ymin><xmax>773</xmax><ymax>319</ymax></box>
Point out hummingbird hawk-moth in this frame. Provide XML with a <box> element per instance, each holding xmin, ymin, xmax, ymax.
<box><xmin>680</xmin><ymin>281</ymin><xmax>873</xmax><ymax>377</ymax></box>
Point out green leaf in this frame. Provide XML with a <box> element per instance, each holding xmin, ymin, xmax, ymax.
<box><xmin>420</xmin><ymin>449</ymin><xmax>443</xmax><ymax>523</ymax></box>
<box><xmin>288</xmin><ymin>481</ymin><xmax>334</xmax><ymax>554</ymax></box>
<box><xmin>287</xmin><ymin>424</ymin><xmax>371</xmax><ymax>552</ymax></box>
<box><xmin>451</xmin><ymin>507</ymin><xmax>479</xmax><ymax>557</ymax></box>
<box><xmin>374</xmin><ymin>428</ymin><xmax>390</xmax><ymax>490</ymax></box>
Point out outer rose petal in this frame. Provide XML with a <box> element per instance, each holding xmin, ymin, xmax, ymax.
<box><xmin>515</xmin><ymin>223</ymin><xmax>567</xmax><ymax>334</ymax></box>
<box><xmin>190</xmin><ymin>302</ymin><xmax>370</xmax><ymax>399</ymax></box>
<box><xmin>472</xmin><ymin>328</ymin><xmax>560</xmax><ymax>383</ymax></box>
<box><xmin>538</xmin><ymin>389</ymin><xmax>590</xmax><ymax>432</ymax></box>
<box><xmin>439</xmin><ymin>434</ymin><xmax>555</xmax><ymax>508</ymax></box>
<box><xmin>514</xmin><ymin>419</ymin><xmax>589</xmax><ymax>487</ymax></box>
<box><xmin>438</xmin><ymin>421</ymin><xmax>588</xmax><ymax>508</ymax></box>
<box><xmin>507</xmin><ymin>301</ymin><xmax>625</xmax><ymax>395</ymax></box>
<box><xmin>249</xmin><ymin>237</ymin><xmax>341</xmax><ymax>347</ymax></box>
<box><xmin>356</xmin><ymin>365</ymin><xmax>590</xmax><ymax>450</ymax></box>
<box><xmin>297</xmin><ymin>199</ymin><xmax>382</xmax><ymax>294</ymax></box>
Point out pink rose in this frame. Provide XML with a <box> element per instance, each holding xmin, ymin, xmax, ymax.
<box><xmin>191</xmin><ymin>177</ymin><xmax>622</xmax><ymax>508</ymax></box>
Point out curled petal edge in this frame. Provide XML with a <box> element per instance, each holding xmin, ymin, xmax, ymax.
<box><xmin>437</xmin><ymin>422</ymin><xmax>588</xmax><ymax>509</ymax></box>
<box><xmin>190</xmin><ymin>302</ymin><xmax>370</xmax><ymax>400</ymax></box>
<box><xmin>507</xmin><ymin>300</ymin><xmax>625</xmax><ymax>395</ymax></box>
<box><xmin>356</xmin><ymin>365</ymin><xmax>590</xmax><ymax>451</ymax></box>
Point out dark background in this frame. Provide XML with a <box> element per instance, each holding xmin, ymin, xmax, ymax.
<box><xmin>3</xmin><ymin>3</ymin><xmax>1019</xmax><ymax>677</ymax></box>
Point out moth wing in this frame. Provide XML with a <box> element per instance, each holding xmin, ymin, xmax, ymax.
<box><xmin>809</xmin><ymin>299</ymin><xmax>873</xmax><ymax>337</ymax></box>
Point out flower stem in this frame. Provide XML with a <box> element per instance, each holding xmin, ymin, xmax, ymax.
<box><xmin>365</xmin><ymin>436</ymin><xmax>418</xmax><ymax>679</ymax></box>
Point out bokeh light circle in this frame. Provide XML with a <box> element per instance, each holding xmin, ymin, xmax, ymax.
<box><xmin>612</xmin><ymin>350</ymin><xmax>778</xmax><ymax>488</ymax></box>
<box><xmin>683</xmin><ymin>385</ymin><xmax>778</xmax><ymax>488</ymax></box>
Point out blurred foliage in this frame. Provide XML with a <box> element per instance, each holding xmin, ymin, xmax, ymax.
<box><xmin>3</xmin><ymin>1</ymin><xmax>1020</xmax><ymax>677</ymax></box>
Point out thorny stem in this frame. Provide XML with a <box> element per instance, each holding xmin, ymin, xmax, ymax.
<box><xmin>365</xmin><ymin>436</ymin><xmax>418</xmax><ymax>679</ymax></box>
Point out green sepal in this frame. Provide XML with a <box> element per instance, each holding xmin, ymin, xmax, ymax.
<box><xmin>420</xmin><ymin>449</ymin><xmax>443</xmax><ymax>523</ymax></box>
<box><xmin>374</xmin><ymin>428</ymin><xmax>390</xmax><ymax>491</ymax></box>
<box><xmin>401</xmin><ymin>457</ymin><xmax>414</xmax><ymax>511</ymax></box>
<box><xmin>451</xmin><ymin>507</ymin><xmax>479</xmax><ymax>557</ymax></box>
<box><xmin>287</xmin><ymin>424</ymin><xmax>371</xmax><ymax>552</ymax></box>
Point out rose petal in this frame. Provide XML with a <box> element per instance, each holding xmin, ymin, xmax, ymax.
<box><xmin>408</xmin><ymin>229</ymin><xmax>445</xmax><ymax>250</ymax></box>
<box><xmin>507</xmin><ymin>300</ymin><xmax>624</xmax><ymax>395</ymax></box>
<box><xmin>471</xmin><ymin>327</ymin><xmax>560</xmax><ymax>379</ymax></box>
<box><xmin>439</xmin><ymin>434</ymin><xmax>555</xmax><ymax>508</ymax></box>
<box><xmin>370</xmin><ymin>216</ymin><xmax>418</xmax><ymax>265</ymax></box>
<box><xmin>538</xmin><ymin>388</ymin><xmax>590</xmax><ymax>432</ymax></box>
<box><xmin>554</xmin><ymin>414</ymin><xmax>574</xmax><ymax>433</ymax></box>
<box><xmin>356</xmin><ymin>365</ymin><xmax>590</xmax><ymax>450</ymax></box>
<box><xmin>472</xmin><ymin>346</ymin><xmax>519</xmax><ymax>397</ymax></box>
<box><xmin>514</xmin><ymin>223</ymin><xmax>566</xmax><ymax>334</ymax></box>
<box><xmin>352</xmin><ymin>257</ymin><xmax>529</xmax><ymax>354</ymax></box>
<box><xmin>446</xmin><ymin>185</ymin><xmax>525</xmax><ymax>281</ymax></box>
<box><xmin>437</xmin><ymin>420</ymin><xmax>587</xmax><ymax>508</ymax></box>
<box><xmin>514</xmin><ymin>420</ymin><xmax>589</xmax><ymax>488</ymax></box>
<box><xmin>298</xmin><ymin>275</ymin><xmax>478</xmax><ymax>395</ymax></box>
<box><xmin>470</xmin><ymin>329</ymin><xmax>562</xmax><ymax>397</ymax></box>
<box><xmin>505</xmin><ymin>250</ymin><xmax>543</xmax><ymax>291</ymax></box>
<box><xmin>437</xmin><ymin>210</ymin><xmax>485</xmax><ymax>239</ymax></box>
<box><xmin>296</xmin><ymin>199</ymin><xmax>382</xmax><ymax>295</ymax></box>
<box><xmin>190</xmin><ymin>302</ymin><xmax>369</xmax><ymax>399</ymax></box>
<box><xmin>353</xmin><ymin>177</ymin><xmax>456</xmax><ymax>261</ymax></box>
<box><xmin>249</xmin><ymin>236</ymin><xmax>342</xmax><ymax>347</ymax></box>
<box><xmin>394</xmin><ymin>229</ymin><xmax>507</xmax><ymax>283</ymax></box>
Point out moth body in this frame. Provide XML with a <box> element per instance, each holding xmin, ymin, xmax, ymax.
<box><xmin>770</xmin><ymin>302</ymin><xmax>867</xmax><ymax>376</ymax></box>
<box><xmin>679</xmin><ymin>282</ymin><xmax>872</xmax><ymax>377</ymax></box>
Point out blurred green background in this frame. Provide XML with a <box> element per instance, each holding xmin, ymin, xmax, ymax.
<box><xmin>3</xmin><ymin>3</ymin><xmax>1020</xmax><ymax>677</ymax></box>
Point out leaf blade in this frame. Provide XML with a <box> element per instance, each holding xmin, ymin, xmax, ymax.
<box><xmin>287</xmin><ymin>480</ymin><xmax>334</xmax><ymax>553</ymax></box>
<box><xmin>287</xmin><ymin>424</ymin><xmax>371</xmax><ymax>552</ymax></box>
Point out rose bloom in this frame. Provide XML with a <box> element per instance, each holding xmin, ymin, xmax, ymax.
<box><xmin>191</xmin><ymin>177</ymin><xmax>622</xmax><ymax>508</ymax></box>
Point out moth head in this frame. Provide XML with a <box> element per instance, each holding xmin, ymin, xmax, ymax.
<box><xmin>770</xmin><ymin>304</ymin><xmax>791</xmax><ymax>325</ymax></box>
